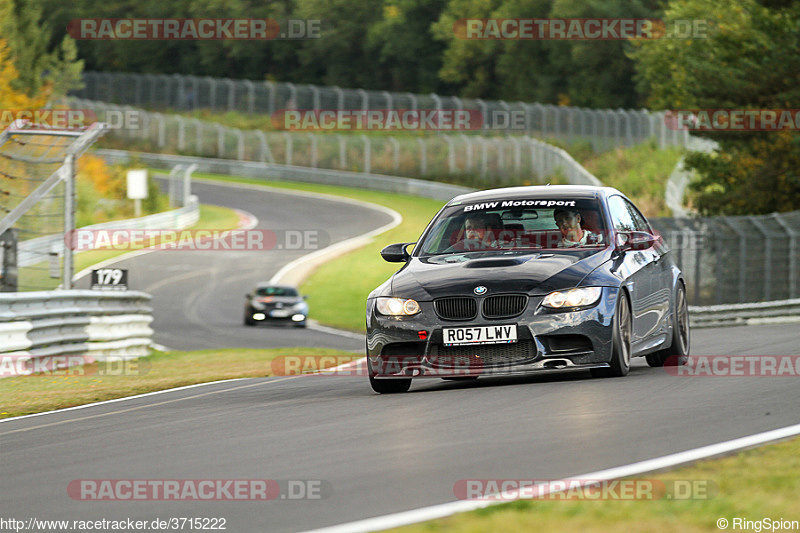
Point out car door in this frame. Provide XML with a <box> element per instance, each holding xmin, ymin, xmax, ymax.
<box><xmin>607</xmin><ymin>195</ymin><xmax>653</xmax><ymax>344</ymax></box>
<box><xmin>625</xmin><ymin>199</ymin><xmax>673</xmax><ymax>339</ymax></box>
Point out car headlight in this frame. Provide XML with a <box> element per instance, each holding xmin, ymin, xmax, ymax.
<box><xmin>291</xmin><ymin>302</ymin><xmax>307</xmax><ymax>312</ymax></box>
<box><xmin>251</xmin><ymin>301</ymin><xmax>266</xmax><ymax>310</ymax></box>
<box><xmin>376</xmin><ymin>297</ymin><xmax>421</xmax><ymax>316</ymax></box>
<box><xmin>542</xmin><ymin>287</ymin><xmax>602</xmax><ymax>309</ymax></box>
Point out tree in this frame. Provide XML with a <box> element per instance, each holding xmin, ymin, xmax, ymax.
<box><xmin>432</xmin><ymin>0</ymin><xmax>659</xmax><ymax>105</ymax></box>
<box><xmin>0</xmin><ymin>0</ymin><xmax>83</xmax><ymax>98</ymax></box>
<box><xmin>629</xmin><ymin>0</ymin><xmax>800</xmax><ymax>215</ymax></box>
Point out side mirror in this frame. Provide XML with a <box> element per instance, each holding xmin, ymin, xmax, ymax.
<box><xmin>245</xmin><ymin>293</ymin><xmax>252</xmax><ymax>299</ymax></box>
<box><xmin>616</xmin><ymin>231</ymin><xmax>657</xmax><ymax>252</ymax></box>
<box><xmin>302</xmin><ymin>295</ymin><xmax>308</xmax><ymax>300</ymax></box>
<box><xmin>380</xmin><ymin>242</ymin><xmax>414</xmax><ymax>263</ymax></box>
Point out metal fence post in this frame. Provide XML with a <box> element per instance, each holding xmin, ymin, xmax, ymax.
<box><xmin>284</xmin><ymin>133</ymin><xmax>293</xmax><ymax>165</ymax></box>
<box><xmin>254</xmin><ymin>130</ymin><xmax>273</xmax><ymax>163</ymax></box>
<box><xmin>310</xmin><ymin>85</ymin><xmax>321</xmax><ymax>111</ymax></box>
<box><xmin>63</xmin><ymin>154</ymin><xmax>75</xmax><ymax>290</ymax></box>
<box><xmin>476</xmin><ymin>99</ymin><xmax>488</xmax><ymax>131</ymax></box>
<box><xmin>243</xmin><ymin>80</ymin><xmax>255</xmax><ymax>113</ymax></box>
<box><xmin>417</xmin><ymin>138</ymin><xmax>427</xmax><ymax>176</ymax></box>
<box><xmin>445</xmin><ymin>136</ymin><xmax>456</xmax><ymax>174</ymax></box>
<box><xmin>176</xmin><ymin>116</ymin><xmax>186</xmax><ymax>151</ymax></box>
<box><xmin>357</xmin><ymin>89</ymin><xmax>368</xmax><ymax>110</ymax></box>
<box><xmin>383</xmin><ymin>91</ymin><xmax>393</xmax><ymax>110</ymax></box>
<box><xmin>338</xmin><ymin>135</ymin><xmax>346</xmax><ymax>169</ymax></box>
<box><xmin>266</xmin><ymin>81</ymin><xmax>276</xmax><ymax>115</ymax></box>
<box><xmin>183</xmin><ymin>164</ymin><xmax>196</xmax><ymax>206</ymax></box>
<box><xmin>478</xmin><ymin>137</ymin><xmax>488</xmax><ymax>179</ymax></box>
<box><xmin>216</xmin><ymin>124</ymin><xmax>225</xmax><ymax>157</ymax></box>
<box><xmin>773</xmin><ymin>213</ymin><xmax>798</xmax><ymax>298</ymax></box>
<box><xmin>749</xmin><ymin>217</ymin><xmax>773</xmax><ymax>301</ymax></box>
<box><xmin>362</xmin><ymin>135</ymin><xmax>371</xmax><ymax>173</ymax></box>
<box><xmin>333</xmin><ymin>86</ymin><xmax>344</xmax><ymax>110</ymax></box>
<box><xmin>308</xmin><ymin>133</ymin><xmax>318</xmax><ymax>168</ymax></box>
<box><xmin>233</xmin><ymin>128</ymin><xmax>245</xmax><ymax>160</ymax></box>
<box><xmin>192</xmin><ymin>118</ymin><xmax>203</xmax><ymax>154</ymax></box>
<box><xmin>389</xmin><ymin>137</ymin><xmax>400</xmax><ymax>172</ymax></box>
<box><xmin>460</xmin><ymin>134</ymin><xmax>473</xmax><ymax>171</ymax></box>
<box><xmin>406</xmin><ymin>93</ymin><xmax>418</xmax><ymax>112</ymax></box>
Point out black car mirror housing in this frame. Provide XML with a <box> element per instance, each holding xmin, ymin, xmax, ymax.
<box><xmin>381</xmin><ymin>242</ymin><xmax>414</xmax><ymax>262</ymax></box>
<box><xmin>616</xmin><ymin>231</ymin><xmax>657</xmax><ymax>252</ymax></box>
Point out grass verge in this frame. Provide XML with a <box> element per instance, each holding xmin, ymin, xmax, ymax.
<box><xmin>187</xmin><ymin>172</ymin><xmax>446</xmax><ymax>332</ymax></box>
<box><xmin>556</xmin><ymin>139</ymin><xmax>683</xmax><ymax>217</ymax></box>
<box><xmin>389</xmin><ymin>434</ymin><xmax>800</xmax><ymax>532</ymax></box>
<box><xmin>0</xmin><ymin>347</ymin><xmax>359</xmax><ymax>418</ymax></box>
<box><xmin>17</xmin><ymin>204</ymin><xmax>240</xmax><ymax>291</ymax></box>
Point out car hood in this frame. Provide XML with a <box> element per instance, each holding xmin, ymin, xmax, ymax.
<box><xmin>389</xmin><ymin>250</ymin><xmax>611</xmax><ymax>299</ymax></box>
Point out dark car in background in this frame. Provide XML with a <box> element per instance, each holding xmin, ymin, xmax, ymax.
<box><xmin>366</xmin><ymin>185</ymin><xmax>690</xmax><ymax>393</ymax></box>
<box><xmin>244</xmin><ymin>284</ymin><xmax>308</xmax><ymax>327</ymax></box>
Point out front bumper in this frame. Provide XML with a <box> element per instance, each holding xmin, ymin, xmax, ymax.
<box><xmin>366</xmin><ymin>287</ymin><xmax>619</xmax><ymax>378</ymax></box>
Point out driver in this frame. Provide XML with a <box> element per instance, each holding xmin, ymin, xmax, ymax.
<box><xmin>553</xmin><ymin>208</ymin><xmax>603</xmax><ymax>248</ymax></box>
<box><xmin>459</xmin><ymin>213</ymin><xmax>499</xmax><ymax>250</ymax></box>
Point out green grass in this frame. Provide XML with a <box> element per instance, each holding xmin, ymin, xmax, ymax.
<box><xmin>185</xmin><ymin>172</ymin><xmax>445</xmax><ymax>331</ymax></box>
<box><xmin>572</xmin><ymin>140</ymin><xmax>683</xmax><ymax>218</ymax></box>
<box><xmin>390</xmin><ymin>435</ymin><xmax>800</xmax><ymax>533</ymax></box>
<box><xmin>0</xmin><ymin>347</ymin><xmax>358</xmax><ymax>418</ymax></box>
<box><xmin>17</xmin><ymin>204</ymin><xmax>240</xmax><ymax>291</ymax></box>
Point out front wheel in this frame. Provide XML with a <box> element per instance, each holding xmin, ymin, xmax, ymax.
<box><xmin>646</xmin><ymin>283</ymin><xmax>690</xmax><ymax>367</ymax></box>
<box><xmin>591</xmin><ymin>291</ymin><xmax>632</xmax><ymax>378</ymax></box>
<box><xmin>369</xmin><ymin>376</ymin><xmax>412</xmax><ymax>394</ymax></box>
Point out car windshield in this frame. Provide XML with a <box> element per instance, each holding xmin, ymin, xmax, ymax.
<box><xmin>418</xmin><ymin>198</ymin><xmax>608</xmax><ymax>256</ymax></box>
<box><xmin>255</xmin><ymin>286</ymin><xmax>298</xmax><ymax>297</ymax></box>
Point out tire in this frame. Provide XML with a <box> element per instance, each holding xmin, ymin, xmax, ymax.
<box><xmin>244</xmin><ymin>312</ymin><xmax>255</xmax><ymax>326</ymax></box>
<box><xmin>294</xmin><ymin>321</ymin><xmax>307</xmax><ymax>328</ymax></box>
<box><xmin>646</xmin><ymin>283</ymin><xmax>690</xmax><ymax>367</ymax></box>
<box><xmin>591</xmin><ymin>291</ymin><xmax>632</xmax><ymax>378</ymax></box>
<box><xmin>369</xmin><ymin>376</ymin><xmax>412</xmax><ymax>394</ymax></box>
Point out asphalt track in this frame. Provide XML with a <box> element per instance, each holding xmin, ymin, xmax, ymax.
<box><xmin>2</xmin><ymin>180</ymin><xmax>799</xmax><ymax>532</ymax></box>
<box><xmin>72</xmin><ymin>178</ymin><xmax>395</xmax><ymax>351</ymax></box>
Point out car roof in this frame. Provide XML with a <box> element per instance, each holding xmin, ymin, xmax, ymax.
<box><xmin>255</xmin><ymin>283</ymin><xmax>297</xmax><ymax>290</ymax></box>
<box><xmin>448</xmin><ymin>185</ymin><xmax>625</xmax><ymax>204</ymax></box>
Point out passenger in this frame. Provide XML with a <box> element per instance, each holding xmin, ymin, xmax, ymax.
<box><xmin>553</xmin><ymin>208</ymin><xmax>603</xmax><ymax>248</ymax></box>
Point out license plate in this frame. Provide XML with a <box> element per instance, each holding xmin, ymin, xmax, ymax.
<box><xmin>270</xmin><ymin>309</ymin><xmax>291</xmax><ymax>317</ymax></box>
<box><xmin>443</xmin><ymin>325</ymin><xmax>517</xmax><ymax>346</ymax></box>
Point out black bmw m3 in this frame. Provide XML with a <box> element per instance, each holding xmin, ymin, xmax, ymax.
<box><xmin>366</xmin><ymin>185</ymin><xmax>690</xmax><ymax>393</ymax></box>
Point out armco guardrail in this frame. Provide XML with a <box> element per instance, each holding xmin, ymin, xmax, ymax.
<box><xmin>18</xmin><ymin>195</ymin><xmax>200</xmax><ymax>268</ymax></box>
<box><xmin>689</xmin><ymin>298</ymin><xmax>800</xmax><ymax>328</ymax></box>
<box><xmin>0</xmin><ymin>290</ymin><xmax>153</xmax><ymax>377</ymax></box>
<box><xmin>95</xmin><ymin>149</ymin><xmax>476</xmax><ymax>202</ymax></box>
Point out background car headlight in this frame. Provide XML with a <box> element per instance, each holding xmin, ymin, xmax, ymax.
<box><xmin>376</xmin><ymin>297</ymin><xmax>421</xmax><ymax>316</ymax></box>
<box><xmin>542</xmin><ymin>287</ymin><xmax>602</xmax><ymax>309</ymax></box>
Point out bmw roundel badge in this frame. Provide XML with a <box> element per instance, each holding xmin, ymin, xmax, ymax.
<box><xmin>474</xmin><ymin>286</ymin><xmax>487</xmax><ymax>295</ymax></box>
